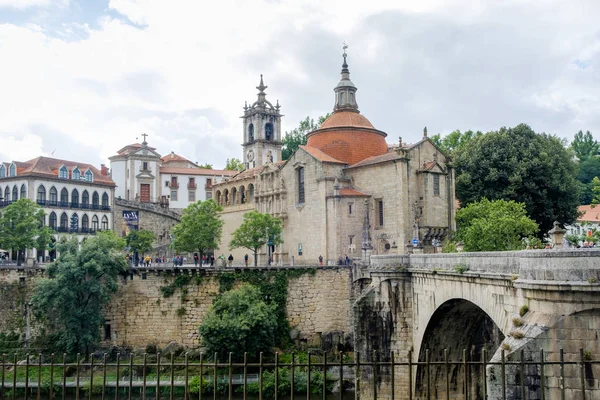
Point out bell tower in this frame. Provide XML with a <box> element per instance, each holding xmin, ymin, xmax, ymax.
<box><xmin>241</xmin><ymin>75</ymin><xmax>283</xmax><ymax>169</ymax></box>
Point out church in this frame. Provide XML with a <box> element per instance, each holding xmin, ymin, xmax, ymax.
<box><xmin>213</xmin><ymin>51</ymin><xmax>456</xmax><ymax>265</ymax></box>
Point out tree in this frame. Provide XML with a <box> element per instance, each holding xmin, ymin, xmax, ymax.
<box><xmin>31</xmin><ymin>231</ymin><xmax>127</xmax><ymax>357</ymax></box>
<box><xmin>229</xmin><ymin>211</ymin><xmax>282</xmax><ymax>267</ymax></box>
<box><xmin>196</xmin><ymin>163</ymin><xmax>213</xmax><ymax>169</ymax></box>
<box><xmin>455</xmin><ymin>199</ymin><xmax>539</xmax><ymax>251</ymax></box>
<box><xmin>125</xmin><ymin>229</ymin><xmax>155</xmax><ymax>265</ymax></box>
<box><xmin>592</xmin><ymin>177</ymin><xmax>600</xmax><ymax>207</ymax></box>
<box><xmin>576</xmin><ymin>157</ymin><xmax>600</xmax><ymax>204</ymax></box>
<box><xmin>571</xmin><ymin>130</ymin><xmax>598</xmax><ymax>162</ymax></box>
<box><xmin>198</xmin><ymin>283</ymin><xmax>277</xmax><ymax>359</ymax></box>
<box><xmin>0</xmin><ymin>198</ymin><xmax>52</xmax><ymax>266</ymax></box>
<box><xmin>171</xmin><ymin>199</ymin><xmax>224</xmax><ymax>261</ymax></box>
<box><xmin>430</xmin><ymin>129</ymin><xmax>482</xmax><ymax>154</ymax></box>
<box><xmin>454</xmin><ymin>123</ymin><xmax>580</xmax><ymax>235</ymax></box>
<box><xmin>225</xmin><ymin>158</ymin><xmax>244</xmax><ymax>171</ymax></box>
<box><xmin>282</xmin><ymin>114</ymin><xmax>330</xmax><ymax>160</ymax></box>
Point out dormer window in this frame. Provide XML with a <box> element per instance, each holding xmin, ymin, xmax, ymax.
<box><xmin>0</xmin><ymin>165</ymin><xmax>5</xmax><ymax>178</ymax></box>
<box><xmin>85</xmin><ymin>170</ymin><xmax>93</xmax><ymax>182</ymax></box>
<box><xmin>9</xmin><ymin>163</ymin><xmax>16</xmax><ymax>177</ymax></box>
<box><xmin>59</xmin><ymin>166</ymin><xmax>68</xmax><ymax>179</ymax></box>
<box><xmin>72</xmin><ymin>167</ymin><xmax>81</xmax><ymax>180</ymax></box>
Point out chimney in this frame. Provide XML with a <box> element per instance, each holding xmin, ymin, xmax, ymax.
<box><xmin>171</xmin><ymin>151</ymin><xmax>175</xmax><ymax>159</ymax></box>
<box><xmin>100</xmin><ymin>164</ymin><xmax>109</xmax><ymax>176</ymax></box>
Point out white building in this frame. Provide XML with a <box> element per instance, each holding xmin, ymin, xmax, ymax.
<box><xmin>0</xmin><ymin>157</ymin><xmax>115</xmax><ymax>262</ymax></box>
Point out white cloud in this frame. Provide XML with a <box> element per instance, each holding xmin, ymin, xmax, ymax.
<box><xmin>0</xmin><ymin>0</ymin><xmax>68</xmax><ymax>9</ymax></box>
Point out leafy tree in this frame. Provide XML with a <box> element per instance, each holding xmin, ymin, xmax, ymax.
<box><xmin>0</xmin><ymin>198</ymin><xmax>52</xmax><ymax>266</ymax></box>
<box><xmin>198</xmin><ymin>284</ymin><xmax>277</xmax><ymax>359</ymax></box>
<box><xmin>454</xmin><ymin>123</ymin><xmax>580</xmax><ymax>235</ymax></box>
<box><xmin>197</xmin><ymin>163</ymin><xmax>213</xmax><ymax>169</ymax></box>
<box><xmin>282</xmin><ymin>114</ymin><xmax>330</xmax><ymax>160</ymax></box>
<box><xmin>592</xmin><ymin>176</ymin><xmax>600</xmax><ymax>207</ymax></box>
<box><xmin>31</xmin><ymin>231</ymin><xmax>127</xmax><ymax>357</ymax></box>
<box><xmin>430</xmin><ymin>129</ymin><xmax>482</xmax><ymax>154</ymax></box>
<box><xmin>172</xmin><ymin>199</ymin><xmax>224</xmax><ymax>261</ymax></box>
<box><xmin>125</xmin><ymin>229</ymin><xmax>155</xmax><ymax>265</ymax></box>
<box><xmin>575</xmin><ymin>157</ymin><xmax>600</xmax><ymax>204</ymax></box>
<box><xmin>456</xmin><ymin>199</ymin><xmax>539</xmax><ymax>251</ymax></box>
<box><xmin>229</xmin><ymin>211</ymin><xmax>283</xmax><ymax>267</ymax></box>
<box><xmin>571</xmin><ymin>130</ymin><xmax>598</xmax><ymax>162</ymax></box>
<box><xmin>225</xmin><ymin>158</ymin><xmax>244</xmax><ymax>171</ymax></box>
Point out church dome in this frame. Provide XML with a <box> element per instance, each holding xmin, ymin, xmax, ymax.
<box><xmin>306</xmin><ymin>51</ymin><xmax>388</xmax><ymax>165</ymax></box>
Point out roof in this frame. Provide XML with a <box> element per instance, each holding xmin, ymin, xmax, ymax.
<box><xmin>1</xmin><ymin>156</ymin><xmax>115</xmax><ymax>186</ymax></box>
<box><xmin>299</xmin><ymin>146</ymin><xmax>346</xmax><ymax>164</ymax></box>
<box><xmin>339</xmin><ymin>188</ymin><xmax>370</xmax><ymax>197</ymax></box>
<box><xmin>115</xmin><ymin>143</ymin><xmax>157</xmax><ymax>156</ymax></box>
<box><xmin>347</xmin><ymin>151</ymin><xmax>403</xmax><ymax>169</ymax></box>
<box><xmin>159</xmin><ymin>167</ymin><xmax>237</xmax><ymax>177</ymax></box>
<box><xmin>578</xmin><ymin>205</ymin><xmax>600</xmax><ymax>223</ymax></box>
<box><xmin>320</xmin><ymin>111</ymin><xmax>374</xmax><ymax>129</ymax></box>
<box><xmin>161</xmin><ymin>152</ymin><xmax>192</xmax><ymax>164</ymax></box>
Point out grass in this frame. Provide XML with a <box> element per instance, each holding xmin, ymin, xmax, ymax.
<box><xmin>510</xmin><ymin>330</ymin><xmax>525</xmax><ymax>339</ymax></box>
<box><xmin>512</xmin><ymin>317</ymin><xmax>524</xmax><ymax>327</ymax></box>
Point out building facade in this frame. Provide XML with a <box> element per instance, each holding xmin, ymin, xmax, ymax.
<box><xmin>213</xmin><ymin>52</ymin><xmax>456</xmax><ymax>266</ymax></box>
<box><xmin>0</xmin><ymin>157</ymin><xmax>115</xmax><ymax>262</ymax></box>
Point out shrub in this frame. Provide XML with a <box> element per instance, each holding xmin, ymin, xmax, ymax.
<box><xmin>519</xmin><ymin>305</ymin><xmax>529</xmax><ymax>317</ymax></box>
<box><xmin>510</xmin><ymin>330</ymin><xmax>525</xmax><ymax>339</ymax></box>
<box><xmin>512</xmin><ymin>317</ymin><xmax>524</xmax><ymax>327</ymax></box>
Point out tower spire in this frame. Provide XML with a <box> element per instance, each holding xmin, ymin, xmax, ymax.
<box><xmin>333</xmin><ymin>42</ymin><xmax>359</xmax><ymax>113</ymax></box>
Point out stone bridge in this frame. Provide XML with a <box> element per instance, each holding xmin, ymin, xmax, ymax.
<box><xmin>354</xmin><ymin>249</ymin><xmax>600</xmax><ymax>399</ymax></box>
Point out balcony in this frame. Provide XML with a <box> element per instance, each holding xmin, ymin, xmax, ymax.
<box><xmin>187</xmin><ymin>183</ymin><xmax>197</xmax><ymax>190</ymax></box>
<box><xmin>35</xmin><ymin>201</ymin><xmax>111</xmax><ymax>212</ymax></box>
<box><xmin>168</xmin><ymin>181</ymin><xmax>179</xmax><ymax>189</ymax></box>
<box><xmin>54</xmin><ymin>226</ymin><xmax>100</xmax><ymax>235</ymax></box>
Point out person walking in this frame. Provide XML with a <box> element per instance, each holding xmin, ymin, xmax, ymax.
<box><xmin>244</xmin><ymin>253</ymin><xmax>249</xmax><ymax>267</ymax></box>
<box><xmin>318</xmin><ymin>255</ymin><xmax>323</xmax><ymax>265</ymax></box>
<box><xmin>228</xmin><ymin>254</ymin><xmax>234</xmax><ymax>267</ymax></box>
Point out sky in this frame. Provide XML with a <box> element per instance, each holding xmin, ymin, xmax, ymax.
<box><xmin>0</xmin><ymin>0</ymin><xmax>599</xmax><ymax>169</ymax></box>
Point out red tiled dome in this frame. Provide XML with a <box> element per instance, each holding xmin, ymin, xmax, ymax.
<box><xmin>320</xmin><ymin>111</ymin><xmax>374</xmax><ymax>129</ymax></box>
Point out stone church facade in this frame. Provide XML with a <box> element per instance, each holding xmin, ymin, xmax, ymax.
<box><xmin>213</xmin><ymin>52</ymin><xmax>456</xmax><ymax>265</ymax></box>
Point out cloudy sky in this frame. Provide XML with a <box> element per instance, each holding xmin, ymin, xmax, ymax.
<box><xmin>0</xmin><ymin>0</ymin><xmax>599</xmax><ymax>169</ymax></box>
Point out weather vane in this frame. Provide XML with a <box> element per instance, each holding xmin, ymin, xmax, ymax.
<box><xmin>342</xmin><ymin>41</ymin><xmax>349</xmax><ymax>56</ymax></box>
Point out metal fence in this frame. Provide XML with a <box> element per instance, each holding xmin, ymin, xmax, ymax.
<box><xmin>1</xmin><ymin>348</ymin><xmax>599</xmax><ymax>399</ymax></box>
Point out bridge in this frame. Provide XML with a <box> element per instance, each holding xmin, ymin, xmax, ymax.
<box><xmin>354</xmin><ymin>249</ymin><xmax>600</xmax><ymax>399</ymax></box>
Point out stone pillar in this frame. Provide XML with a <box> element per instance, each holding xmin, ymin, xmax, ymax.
<box><xmin>548</xmin><ymin>221</ymin><xmax>566</xmax><ymax>249</ymax></box>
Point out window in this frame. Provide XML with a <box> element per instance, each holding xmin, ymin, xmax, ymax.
<box><xmin>49</xmin><ymin>212</ymin><xmax>57</xmax><ymax>229</ymax></box>
<box><xmin>101</xmin><ymin>215</ymin><xmax>109</xmax><ymax>230</ymax></box>
<box><xmin>142</xmin><ymin>162</ymin><xmax>148</xmax><ymax>171</ymax></box>
<box><xmin>59</xmin><ymin>166</ymin><xmax>68</xmax><ymax>179</ymax></box>
<box><xmin>265</xmin><ymin>123</ymin><xmax>273</xmax><ymax>141</ymax></box>
<box><xmin>92</xmin><ymin>192</ymin><xmax>99</xmax><ymax>209</ymax></box>
<box><xmin>0</xmin><ymin>165</ymin><xmax>5</xmax><ymax>178</ymax></box>
<box><xmin>206</xmin><ymin>191</ymin><xmax>212</xmax><ymax>199</ymax></box>
<box><xmin>165</xmin><ymin>181</ymin><xmax>169</xmax><ymax>187</ymax></box>
<box><xmin>71</xmin><ymin>213</ymin><xmax>79</xmax><ymax>231</ymax></box>
<box><xmin>188</xmin><ymin>191</ymin><xmax>195</xmax><ymax>202</ymax></box>
<box><xmin>248</xmin><ymin>123</ymin><xmax>254</xmax><ymax>142</ymax></box>
<box><xmin>348</xmin><ymin>202</ymin><xmax>353</xmax><ymax>215</ymax></box>
<box><xmin>20</xmin><ymin>184</ymin><xmax>26</xmax><ymax>199</ymax></box>
<box><xmin>82</xmin><ymin>214</ymin><xmax>89</xmax><ymax>231</ymax></box>
<box><xmin>71</xmin><ymin>189</ymin><xmax>79</xmax><ymax>207</ymax></box>
<box><xmin>297</xmin><ymin>167</ymin><xmax>305</xmax><ymax>204</ymax></box>
<box><xmin>85</xmin><ymin>170</ymin><xmax>93</xmax><ymax>182</ymax></box>
<box><xmin>60</xmin><ymin>188</ymin><xmax>69</xmax><ymax>205</ymax></box>
<box><xmin>102</xmin><ymin>193</ymin><xmax>109</xmax><ymax>208</ymax></box>
<box><xmin>92</xmin><ymin>215</ymin><xmax>99</xmax><ymax>230</ymax></box>
<box><xmin>72</xmin><ymin>167</ymin><xmax>80</xmax><ymax>180</ymax></box>
<box><xmin>60</xmin><ymin>212</ymin><xmax>68</xmax><ymax>229</ymax></box>
<box><xmin>82</xmin><ymin>190</ymin><xmax>89</xmax><ymax>208</ymax></box>
<box><xmin>37</xmin><ymin>185</ymin><xmax>46</xmax><ymax>202</ymax></box>
<box><xmin>171</xmin><ymin>190</ymin><xmax>178</xmax><ymax>201</ymax></box>
<box><xmin>375</xmin><ymin>199</ymin><xmax>384</xmax><ymax>228</ymax></box>
<box><xmin>189</xmin><ymin>177</ymin><xmax>195</xmax><ymax>187</ymax></box>
<box><xmin>171</xmin><ymin>176</ymin><xmax>178</xmax><ymax>187</ymax></box>
<box><xmin>12</xmin><ymin>185</ymin><xmax>17</xmax><ymax>201</ymax></box>
<box><xmin>9</xmin><ymin>164</ymin><xmax>16</xmax><ymax>177</ymax></box>
<box><xmin>4</xmin><ymin>186</ymin><xmax>9</xmax><ymax>202</ymax></box>
<box><xmin>49</xmin><ymin>187</ymin><xmax>57</xmax><ymax>205</ymax></box>
<box><xmin>433</xmin><ymin>174</ymin><xmax>440</xmax><ymax>196</ymax></box>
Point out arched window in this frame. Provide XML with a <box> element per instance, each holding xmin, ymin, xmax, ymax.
<box><xmin>71</xmin><ymin>189</ymin><xmax>79</xmax><ymax>207</ymax></box>
<box><xmin>82</xmin><ymin>214</ymin><xmax>89</xmax><ymax>231</ymax></box>
<box><xmin>92</xmin><ymin>215</ymin><xmax>99</xmax><ymax>230</ymax></box>
<box><xmin>12</xmin><ymin>185</ymin><xmax>18</xmax><ymax>201</ymax></box>
<box><xmin>4</xmin><ymin>186</ymin><xmax>10</xmax><ymax>202</ymax></box>
<box><xmin>82</xmin><ymin>190</ymin><xmax>89</xmax><ymax>208</ymax></box>
<box><xmin>85</xmin><ymin>170</ymin><xmax>93</xmax><ymax>182</ymax></box>
<box><xmin>49</xmin><ymin>212</ymin><xmax>57</xmax><ymax>230</ymax></box>
<box><xmin>224</xmin><ymin>189</ymin><xmax>229</xmax><ymax>205</ymax></box>
<box><xmin>20</xmin><ymin>184</ymin><xmax>26</xmax><ymax>199</ymax></box>
<box><xmin>248</xmin><ymin>123</ymin><xmax>254</xmax><ymax>142</ymax></box>
<box><xmin>265</xmin><ymin>123</ymin><xmax>273</xmax><ymax>141</ymax></box>
<box><xmin>297</xmin><ymin>167</ymin><xmax>305</xmax><ymax>204</ymax></box>
<box><xmin>71</xmin><ymin>213</ymin><xmax>79</xmax><ymax>231</ymax></box>
<box><xmin>215</xmin><ymin>190</ymin><xmax>221</xmax><ymax>206</ymax></box>
<box><xmin>72</xmin><ymin>167</ymin><xmax>81</xmax><ymax>180</ymax></box>
<box><xmin>92</xmin><ymin>192</ymin><xmax>99</xmax><ymax>209</ymax></box>
<box><xmin>248</xmin><ymin>184</ymin><xmax>254</xmax><ymax>203</ymax></box>
<box><xmin>0</xmin><ymin>165</ymin><xmax>5</xmax><ymax>178</ymax></box>
<box><xmin>60</xmin><ymin>188</ymin><xmax>69</xmax><ymax>206</ymax></box>
<box><xmin>37</xmin><ymin>185</ymin><xmax>46</xmax><ymax>203</ymax></box>
<box><xmin>102</xmin><ymin>192</ymin><xmax>109</xmax><ymax>208</ymax></box>
<box><xmin>49</xmin><ymin>187</ymin><xmax>58</xmax><ymax>205</ymax></box>
<box><xmin>59</xmin><ymin>166</ymin><xmax>68</xmax><ymax>179</ymax></box>
<box><xmin>231</xmin><ymin>187</ymin><xmax>237</xmax><ymax>205</ymax></box>
<box><xmin>101</xmin><ymin>215</ymin><xmax>109</xmax><ymax>230</ymax></box>
<box><xmin>60</xmin><ymin>212</ymin><xmax>68</xmax><ymax>230</ymax></box>
<box><xmin>240</xmin><ymin>186</ymin><xmax>246</xmax><ymax>204</ymax></box>
<box><xmin>9</xmin><ymin>163</ymin><xmax>16</xmax><ymax>177</ymax></box>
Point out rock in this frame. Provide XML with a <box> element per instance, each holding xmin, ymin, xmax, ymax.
<box><xmin>162</xmin><ymin>341</ymin><xmax>182</xmax><ymax>356</ymax></box>
<box><xmin>289</xmin><ymin>329</ymin><xmax>299</xmax><ymax>340</ymax></box>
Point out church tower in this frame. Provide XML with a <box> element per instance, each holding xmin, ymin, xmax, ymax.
<box><xmin>241</xmin><ymin>75</ymin><xmax>283</xmax><ymax>169</ymax></box>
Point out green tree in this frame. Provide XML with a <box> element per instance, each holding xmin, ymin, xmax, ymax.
<box><xmin>225</xmin><ymin>158</ymin><xmax>244</xmax><ymax>171</ymax></box>
<box><xmin>454</xmin><ymin>123</ymin><xmax>580</xmax><ymax>235</ymax></box>
<box><xmin>197</xmin><ymin>163</ymin><xmax>213</xmax><ymax>169</ymax></box>
<box><xmin>282</xmin><ymin>114</ymin><xmax>330</xmax><ymax>160</ymax></box>
<box><xmin>31</xmin><ymin>231</ymin><xmax>127</xmax><ymax>357</ymax></box>
<box><xmin>591</xmin><ymin>177</ymin><xmax>600</xmax><ymax>207</ymax></box>
<box><xmin>571</xmin><ymin>130</ymin><xmax>598</xmax><ymax>162</ymax></box>
<box><xmin>0</xmin><ymin>198</ymin><xmax>52</xmax><ymax>266</ymax></box>
<box><xmin>430</xmin><ymin>129</ymin><xmax>482</xmax><ymax>154</ymax></box>
<box><xmin>575</xmin><ymin>156</ymin><xmax>600</xmax><ymax>204</ymax></box>
<box><xmin>125</xmin><ymin>229</ymin><xmax>155</xmax><ymax>265</ymax></box>
<box><xmin>229</xmin><ymin>211</ymin><xmax>283</xmax><ymax>267</ymax></box>
<box><xmin>456</xmin><ymin>199</ymin><xmax>539</xmax><ymax>251</ymax></box>
<box><xmin>198</xmin><ymin>283</ymin><xmax>277</xmax><ymax>359</ymax></box>
<box><xmin>172</xmin><ymin>199</ymin><xmax>224</xmax><ymax>261</ymax></box>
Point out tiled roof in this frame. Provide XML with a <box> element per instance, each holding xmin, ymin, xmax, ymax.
<box><xmin>115</xmin><ymin>143</ymin><xmax>157</xmax><ymax>156</ymax></box>
<box><xmin>161</xmin><ymin>152</ymin><xmax>192</xmax><ymax>164</ymax></box>
<box><xmin>159</xmin><ymin>167</ymin><xmax>237</xmax><ymax>176</ymax></box>
<box><xmin>1</xmin><ymin>156</ymin><xmax>115</xmax><ymax>186</ymax></box>
<box><xmin>340</xmin><ymin>188</ymin><xmax>370</xmax><ymax>197</ymax></box>
<box><xmin>578</xmin><ymin>205</ymin><xmax>600</xmax><ymax>223</ymax></box>
<box><xmin>320</xmin><ymin>111</ymin><xmax>375</xmax><ymax>129</ymax></box>
<box><xmin>299</xmin><ymin>146</ymin><xmax>346</xmax><ymax>164</ymax></box>
<box><xmin>346</xmin><ymin>152</ymin><xmax>403</xmax><ymax>169</ymax></box>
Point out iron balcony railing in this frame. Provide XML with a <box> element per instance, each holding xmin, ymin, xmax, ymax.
<box><xmin>1</xmin><ymin>348</ymin><xmax>599</xmax><ymax>400</ymax></box>
<box><xmin>33</xmin><ymin>200</ymin><xmax>111</xmax><ymax>211</ymax></box>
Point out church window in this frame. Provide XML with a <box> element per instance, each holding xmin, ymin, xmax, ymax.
<box><xmin>60</xmin><ymin>188</ymin><xmax>69</xmax><ymax>206</ymax></box>
<box><xmin>12</xmin><ymin>185</ymin><xmax>17</xmax><ymax>201</ymax></box>
<box><xmin>433</xmin><ymin>175</ymin><xmax>440</xmax><ymax>196</ymax></box>
<box><xmin>9</xmin><ymin>163</ymin><xmax>16</xmax><ymax>177</ymax></box>
<box><xmin>297</xmin><ymin>167</ymin><xmax>305</xmax><ymax>204</ymax></box>
<box><xmin>60</xmin><ymin>212</ymin><xmax>68</xmax><ymax>230</ymax></box>
<box><xmin>248</xmin><ymin>123</ymin><xmax>254</xmax><ymax>142</ymax></box>
<box><xmin>171</xmin><ymin>190</ymin><xmax>178</xmax><ymax>201</ymax></box>
<box><xmin>72</xmin><ymin>167</ymin><xmax>81</xmax><ymax>180</ymax></box>
<box><xmin>20</xmin><ymin>184</ymin><xmax>26</xmax><ymax>199</ymax></box>
<box><xmin>71</xmin><ymin>189</ymin><xmax>79</xmax><ymax>207</ymax></box>
<box><xmin>265</xmin><ymin>123</ymin><xmax>273</xmax><ymax>141</ymax></box>
<box><xmin>0</xmin><ymin>165</ymin><xmax>5</xmax><ymax>178</ymax></box>
<box><xmin>85</xmin><ymin>170</ymin><xmax>93</xmax><ymax>182</ymax></box>
<box><xmin>59</xmin><ymin>166</ymin><xmax>68</xmax><ymax>179</ymax></box>
<box><xmin>102</xmin><ymin>193</ymin><xmax>109</xmax><ymax>208</ymax></box>
<box><xmin>36</xmin><ymin>185</ymin><xmax>46</xmax><ymax>203</ymax></box>
<box><xmin>82</xmin><ymin>190</ymin><xmax>89</xmax><ymax>208</ymax></box>
<box><xmin>92</xmin><ymin>215</ymin><xmax>99</xmax><ymax>230</ymax></box>
<box><xmin>92</xmin><ymin>192</ymin><xmax>99</xmax><ymax>209</ymax></box>
<box><xmin>375</xmin><ymin>199</ymin><xmax>384</xmax><ymax>228</ymax></box>
<box><xmin>101</xmin><ymin>215</ymin><xmax>109</xmax><ymax>230</ymax></box>
<box><xmin>188</xmin><ymin>191</ymin><xmax>196</xmax><ymax>202</ymax></box>
<box><xmin>49</xmin><ymin>212</ymin><xmax>57</xmax><ymax>230</ymax></box>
